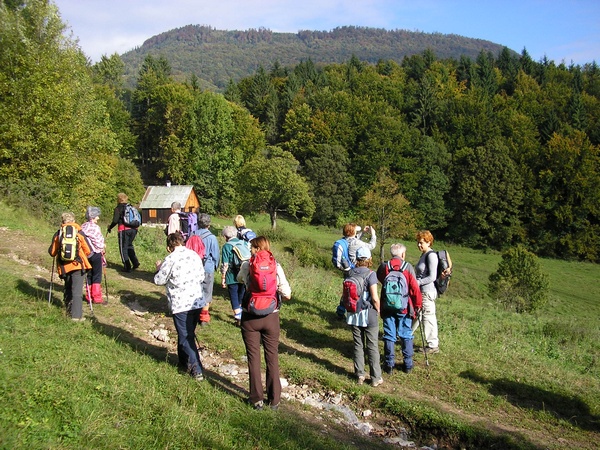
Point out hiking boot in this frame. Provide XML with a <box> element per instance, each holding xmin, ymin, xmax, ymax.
<box><xmin>131</xmin><ymin>263</ymin><xmax>140</xmax><ymax>270</ymax></box>
<box><xmin>383</xmin><ymin>365</ymin><xmax>394</xmax><ymax>375</ymax></box>
<box><xmin>269</xmin><ymin>402</ymin><xmax>280</xmax><ymax>411</ymax></box>
<box><xmin>193</xmin><ymin>373</ymin><xmax>204</xmax><ymax>382</ymax></box>
<box><xmin>252</xmin><ymin>400</ymin><xmax>264</xmax><ymax>410</ymax></box>
<box><xmin>371</xmin><ymin>378</ymin><xmax>384</xmax><ymax>387</ymax></box>
<box><xmin>71</xmin><ymin>317</ymin><xmax>86</xmax><ymax>322</ymax></box>
<box><xmin>402</xmin><ymin>364</ymin><xmax>413</xmax><ymax>374</ymax></box>
<box><xmin>357</xmin><ymin>376</ymin><xmax>366</xmax><ymax>385</ymax></box>
<box><xmin>424</xmin><ymin>346</ymin><xmax>439</xmax><ymax>354</ymax></box>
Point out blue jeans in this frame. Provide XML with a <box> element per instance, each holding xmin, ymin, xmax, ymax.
<box><xmin>227</xmin><ymin>283</ymin><xmax>246</xmax><ymax>317</ymax></box>
<box><xmin>172</xmin><ymin>309</ymin><xmax>203</xmax><ymax>376</ymax></box>
<box><xmin>382</xmin><ymin>312</ymin><xmax>414</xmax><ymax>369</ymax></box>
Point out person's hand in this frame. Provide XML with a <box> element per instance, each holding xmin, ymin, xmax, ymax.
<box><xmin>106</xmin><ymin>228</ymin><xmax>111</xmax><ymax>235</ymax></box>
<box><xmin>155</xmin><ymin>260</ymin><xmax>162</xmax><ymax>271</ymax></box>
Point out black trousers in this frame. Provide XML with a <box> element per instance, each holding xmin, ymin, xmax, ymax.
<box><xmin>118</xmin><ymin>229</ymin><xmax>139</xmax><ymax>270</ymax></box>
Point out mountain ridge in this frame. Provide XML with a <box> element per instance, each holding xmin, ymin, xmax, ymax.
<box><xmin>120</xmin><ymin>25</ymin><xmax>510</xmax><ymax>90</ymax></box>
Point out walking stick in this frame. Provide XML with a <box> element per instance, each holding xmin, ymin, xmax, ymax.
<box><xmin>48</xmin><ymin>256</ymin><xmax>56</xmax><ymax>304</ymax></box>
<box><xmin>85</xmin><ymin>278</ymin><xmax>94</xmax><ymax>315</ymax></box>
<box><xmin>417</xmin><ymin>311</ymin><xmax>430</xmax><ymax>368</ymax></box>
<box><xmin>102</xmin><ymin>254</ymin><xmax>109</xmax><ymax>304</ymax></box>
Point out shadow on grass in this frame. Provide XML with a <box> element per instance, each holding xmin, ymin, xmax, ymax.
<box><xmin>460</xmin><ymin>369</ymin><xmax>600</xmax><ymax>432</ymax></box>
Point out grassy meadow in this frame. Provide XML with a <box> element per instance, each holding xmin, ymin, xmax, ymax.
<box><xmin>0</xmin><ymin>202</ymin><xmax>598</xmax><ymax>449</ymax></box>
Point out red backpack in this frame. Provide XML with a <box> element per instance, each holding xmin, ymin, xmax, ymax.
<box><xmin>247</xmin><ymin>250</ymin><xmax>278</xmax><ymax>315</ymax></box>
<box><xmin>342</xmin><ymin>269</ymin><xmax>371</xmax><ymax>313</ymax></box>
<box><xmin>185</xmin><ymin>235</ymin><xmax>206</xmax><ymax>260</ymax></box>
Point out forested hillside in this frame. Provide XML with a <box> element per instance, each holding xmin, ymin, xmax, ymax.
<box><xmin>1</xmin><ymin>0</ymin><xmax>599</xmax><ymax>263</ymax></box>
<box><xmin>120</xmin><ymin>25</ymin><xmax>508</xmax><ymax>90</ymax></box>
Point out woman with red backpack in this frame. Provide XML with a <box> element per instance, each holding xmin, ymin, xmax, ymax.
<box><xmin>237</xmin><ymin>236</ymin><xmax>291</xmax><ymax>410</ymax></box>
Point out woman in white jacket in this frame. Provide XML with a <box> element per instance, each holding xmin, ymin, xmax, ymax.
<box><xmin>155</xmin><ymin>233</ymin><xmax>206</xmax><ymax>380</ymax></box>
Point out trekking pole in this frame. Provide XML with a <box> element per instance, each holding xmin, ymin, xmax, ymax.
<box><xmin>102</xmin><ymin>255</ymin><xmax>109</xmax><ymax>304</ymax></box>
<box><xmin>48</xmin><ymin>257</ymin><xmax>56</xmax><ymax>304</ymax></box>
<box><xmin>85</xmin><ymin>279</ymin><xmax>94</xmax><ymax>315</ymax></box>
<box><xmin>417</xmin><ymin>312</ymin><xmax>430</xmax><ymax>368</ymax></box>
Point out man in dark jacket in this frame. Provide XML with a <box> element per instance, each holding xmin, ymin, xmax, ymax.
<box><xmin>107</xmin><ymin>193</ymin><xmax>140</xmax><ymax>272</ymax></box>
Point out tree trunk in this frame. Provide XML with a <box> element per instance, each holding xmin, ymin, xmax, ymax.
<box><xmin>269</xmin><ymin>209</ymin><xmax>277</xmax><ymax>229</ymax></box>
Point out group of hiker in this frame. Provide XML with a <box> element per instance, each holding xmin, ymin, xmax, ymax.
<box><xmin>48</xmin><ymin>193</ymin><xmax>451</xmax><ymax>409</ymax></box>
<box><xmin>333</xmin><ymin>224</ymin><xmax>452</xmax><ymax>386</ymax></box>
<box><xmin>155</xmin><ymin>205</ymin><xmax>289</xmax><ymax>410</ymax></box>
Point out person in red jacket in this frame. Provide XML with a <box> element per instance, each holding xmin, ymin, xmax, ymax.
<box><xmin>48</xmin><ymin>212</ymin><xmax>93</xmax><ymax>321</ymax></box>
<box><xmin>377</xmin><ymin>243</ymin><xmax>422</xmax><ymax>374</ymax></box>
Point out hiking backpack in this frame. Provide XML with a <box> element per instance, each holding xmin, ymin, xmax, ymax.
<box><xmin>246</xmin><ymin>250</ymin><xmax>279</xmax><ymax>315</ymax></box>
<box><xmin>59</xmin><ymin>225</ymin><xmax>79</xmax><ymax>263</ymax></box>
<box><xmin>237</xmin><ymin>227</ymin><xmax>257</xmax><ymax>243</ymax></box>
<box><xmin>383</xmin><ymin>260</ymin><xmax>410</xmax><ymax>310</ymax></box>
<box><xmin>342</xmin><ymin>269</ymin><xmax>371</xmax><ymax>313</ymax></box>
<box><xmin>123</xmin><ymin>204</ymin><xmax>142</xmax><ymax>228</ymax></box>
<box><xmin>230</xmin><ymin>239</ymin><xmax>251</xmax><ymax>270</ymax></box>
<box><xmin>178</xmin><ymin>212</ymin><xmax>190</xmax><ymax>240</ymax></box>
<box><xmin>185</xmin><ymin>235</ymin><xmax>206</xmax><ymax>260</ymax></box>
<box><xmin>433</xmin><ymin>250</ymin><xmax>453</xmax><ymax>295</ymax></box>
<box><xmin>193</xmin><ymin>228</ymin><xmax>213</xmax><ymax>262</ymax></box>
<box><xmin>187</xmin><ymin>212</ymin><xmax>198</xmax><ymax>236</ymax></box>
<box><xmin>332</xmin><ymin>238</ymin><xmax>354</xmax><ymax>271</ymax></box>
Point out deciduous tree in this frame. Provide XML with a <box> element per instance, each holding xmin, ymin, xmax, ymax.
<box><xmin>237</xmin><ymin>147</ymin><xmax>315</xmax><ymax>229</ymax></box>
<box><xmin>358</xmin><ymin>168</ymin><xmax>419</xmax><ymax>261</ymax></box>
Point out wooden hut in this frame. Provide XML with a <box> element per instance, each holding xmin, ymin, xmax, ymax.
<box><xmin>139</xmin><ymin>184</ymin><xmax>200</xmax><ymax>225</ymax></box>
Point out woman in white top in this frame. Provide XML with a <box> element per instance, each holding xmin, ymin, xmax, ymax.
<box><xmin>155</xmin><ymin>233</ymin><xmax>206</xmax><ymax>380</ymax></box>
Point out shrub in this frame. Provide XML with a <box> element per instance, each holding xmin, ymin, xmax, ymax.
<box><xmin>0</xmin><ymin>177</ymin><xmax>67</xmax><ymax>224</ymax></box>
<box><xmin>288</xmin><ymin>238</ymin><xmax>330</xmax><ymax>269</ymax></box>
<box><xmin>488</xmin><ymin>245</ymin><xmax>549</xmax><ymax>313</ymax></box>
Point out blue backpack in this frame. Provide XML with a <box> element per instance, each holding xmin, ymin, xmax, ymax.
<box><xmin>237</xmin><ymin>227</ymin><xmax>257</xmax><ymax>242</ymax></box>
<box><xmin>332</xmin><ymin>238</ymin><xmax>354</xmax><ymax>271</ymax></box>
<box><xmin>123</xmin><ymin>204</ymin><xmax>141</xmax><ymax>228</ymax></box>
<box><xmin>383</xmin><ymin>260</ymin><xmax>409</xmax><ymax>311</ymax></box>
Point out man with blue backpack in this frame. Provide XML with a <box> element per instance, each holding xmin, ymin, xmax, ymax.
<box><xmin>376</xmin><ymin>243</ymin><xmax>422</xmax><ymax>375</ymax></box>
<box><xmin>332</xmin><ymin>223</ymin><xmax>377</xmax><ymax>318</ymax></box>
<box><xmin>107</xmin><ymin>193</ymin><xmax>140</xmax><ymax>273</ymax></box>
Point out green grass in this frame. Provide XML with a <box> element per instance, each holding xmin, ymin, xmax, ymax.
<box><xmin>1</xmin><ymin>203</ymin><xmax>599</xmax><ymax>449</ymax></box>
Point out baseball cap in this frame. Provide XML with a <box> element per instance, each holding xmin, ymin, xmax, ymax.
<box><xmin>356</xmin><ymin>246</ymin><xmax>371</xmax><ymax>260</ymax></box>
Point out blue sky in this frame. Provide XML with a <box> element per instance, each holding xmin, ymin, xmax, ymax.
<box><xmin>53</xmin><ymin>0</ymin><xmax>600</xmax><ymax>65</ymax></box>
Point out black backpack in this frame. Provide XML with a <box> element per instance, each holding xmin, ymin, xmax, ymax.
<box><xmin>178</xmin><ymin>212</ymin><xmax>190</xmax><ymax>239</ymax></box>
<box><xmin>433</xmin><ymin>250</ymin><xmax>453</xmax><ymax>295</ymax></box>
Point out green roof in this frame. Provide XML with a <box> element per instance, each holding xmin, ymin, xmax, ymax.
<box><xmin>139</xmin><ymin>185</ymin><xmax>195</xmax><ymax>209</ymax></box>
